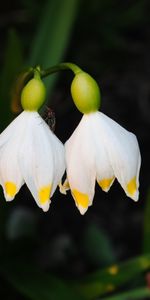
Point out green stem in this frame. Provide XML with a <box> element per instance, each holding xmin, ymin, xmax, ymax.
<box><xmin>40</xmin><ymin>62</ymin><xmax>83</xmax><ymax>78</ymax></box>
<box><xmin>34</xmin><ymin>67</ymin><xmax>41</xmax><ymax>80</ymax></box>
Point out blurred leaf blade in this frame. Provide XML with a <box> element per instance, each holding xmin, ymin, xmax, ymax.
<box><xmin>101</xmin><ymin>287</ymin><xmax>150</xmax><ymax>300</ymax></box>
<box><xmin>28</xmin><ymin>0</ymin><xmax>79</xmax><ymax>93</ymax></box>
<box><xmin>73</xmin><ymin>253</ymin><xmax>150</xmax><ymax>299</ymax></box>
<box><xmin>143</xmin><ymin>188</ymin><xmax>150</xmax><ymax>253</ymax></box>
<box><xmin>0</xmin><ymin>29</ymin><xmax>24</xmax><ymax>129</ymax></box>
<box><xmin>83</xmin><ymin>224</ymin><xmax>116</xmax><ymax>267</ymax></box>
<box><xmin>0</xmin><ymin>260</ymin><xmax>85</xmax><ymax>300</ymax></box>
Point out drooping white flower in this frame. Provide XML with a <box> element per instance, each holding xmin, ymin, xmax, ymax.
<box><xmin>62</xmin><ymin>112</ymin><xmax>141</xmax><ymax>215</ymax></box>
<box><xmin>0</xmin><ymin>111</ymin><xmax>65</xmax><ymax>212</ymax></box>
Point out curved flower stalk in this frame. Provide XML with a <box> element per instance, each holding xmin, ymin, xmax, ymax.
<box><xmin>61</xmin><ymin>71</ymin><xmax>141</xmax><ymax>215</ymax></box>
<box><xmin>0</xmin><ymin>74</ymin><xmax>65</xmax><ymax>212</ymax></box>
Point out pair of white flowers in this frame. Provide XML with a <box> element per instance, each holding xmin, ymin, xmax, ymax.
<box><xmin>0</xmin><ymin>109</ymin><xmax>141</xmax><ymax>215</ymax></box>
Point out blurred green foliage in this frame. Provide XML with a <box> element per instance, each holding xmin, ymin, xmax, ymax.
<box><xmin>73</xmin><ymin>253</ymin><xmax>150</xmax><ymax>299</ymax></box>
<box><xmin>143</xmin><ymin>189</ymin><xmax>150</xmax><ymax>254</ymax></box>
<box><xmin>0</xmin><ymin>0</ymin><xmax>150</xmax><ymax>299</ymax></box>
<box><xmin>0</xmin><ymin>29</ymin><xmax>24</xmax><ymax>129</ymax></box>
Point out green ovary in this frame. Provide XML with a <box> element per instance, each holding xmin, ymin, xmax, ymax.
<box><xmin>21</xmin><ymin>78</ymin><xmax>46</xmax><ymax>111</ymax></box>
<box><xmin>71</xmin><ymin>72</ymin><xmax>101</xmax><ymax>114</ymax></box>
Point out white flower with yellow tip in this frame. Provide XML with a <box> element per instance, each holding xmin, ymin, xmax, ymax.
<box><xmin>0</xmin><ymin>75</ymin><xmax>65</xmax><ymax>212</ymax></box>
<box><xmin>61</xmin><ymin>71</ymin><xmax>141</xmax><ymax>214</ymax></box>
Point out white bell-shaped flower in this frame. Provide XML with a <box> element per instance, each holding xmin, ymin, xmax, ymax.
<box><xmin>0</xmin><ymin>111</ymin><xmax>65</xmax><ymax>212</ymax></box>
<box><xmin>62</xmin><ymin>112</ymin><xmax>141</xmax><ymax>215</ymax></box>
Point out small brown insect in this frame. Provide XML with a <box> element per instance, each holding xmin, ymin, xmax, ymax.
<box><xmin>43</xmin><ymin>106</ymin><xmax>56</xmax><ymax>132</ymax></box>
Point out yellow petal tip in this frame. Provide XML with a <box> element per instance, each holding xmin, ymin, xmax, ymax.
<box><xmin>38</xmin><ymin>185</ymin><xmax>51</xmax><ymax>205</ymax></box>
<box><xmin>72</xmin><ymin>189</ymin><xmax>89</xmax><ymax>209</ymax></box>
<box><xmin>98</xmin><ymin>177</ymin><xmax>114</xmax><ymax>191</ymax></box>
<box><xmin>127</xmin><ymin>177</ymin><xmax>137</xmax><ymax>196</ymax></box>
<box><xmin>5</xmin><ymin>182</ymin><xmax>17</xmax><ymax>199</ymax></box>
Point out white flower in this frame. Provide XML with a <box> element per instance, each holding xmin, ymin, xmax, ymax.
<box><xmin>0</xmin><ymin>111</ymin><xmax>65</xmax><ymax>212</ymax></box>
<box><xmin>62</xmin><ymin>112</ymin><xmax>141</xmax><ymax>215</ymax></box>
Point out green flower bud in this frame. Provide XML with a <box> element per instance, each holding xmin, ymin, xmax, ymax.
<box><xmin>21</xmin><ymin>77</ymin><xmax>46</xmax><ymax>111</ymax></box>
<box><xmin>71</xmin><ymin>72</ymin><xmax>101</xmax><ymax>114</ymax></box>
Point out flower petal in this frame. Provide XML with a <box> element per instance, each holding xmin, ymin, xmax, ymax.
<box><xmin>97</xmin><ymin>112</ymin><xmax>141</xmax><ymax>201</ymax></box>
<box><xmin>0</xmin><ymin>111</ymin><xmax>27</xmax><ymax>149</ymax></box>
<box><xmin>65</xmin><ymin>115</ymin><xmax>96</xmax><ymax>214</ymax></box>
<box><xmin>88</xmin><ymin>113</ymin><xmax>115</xmax><ymax>192</ymax></box>
<box><xmin>44</xmin><ymin>122</ymin><xmax>65</xmax><ymax>197</ymax></box>
<box><xmin>0</xmin><ymin>114</ymin><xmax>26</xmax><ymax>200</ymax></box>
<box><xmin>19</xmin><ymin>112</ymin><xmax>65</xmax><ymax>212</ymax></box>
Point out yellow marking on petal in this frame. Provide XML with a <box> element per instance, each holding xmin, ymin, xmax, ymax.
<box><xmin>127</xmin><ymin>177</ymin><xmax>137</xmax><ymax>196</ymax></box>
<box><xmin>98</xmin><ymin>177</ymin><xmax>114</xmax><ymax>191</ymax></box>
<box><xmin>5</xmin><ymin>182</ymin><xmax>17</xmax><ymax>197</ymax></box>
<box><xmin>108</xmin><ymin>265</ymin><xmax>119</xmax><ymax>275</ymax></box>
<box><xmin>72</xmin><ymin>189</ymin><xmax>89</xmax><ymax>208</ymax></box>
<box><xmin>38</xmin><ymin>185</ymin><xmax>51</xmax><ymax>205</ymax></box>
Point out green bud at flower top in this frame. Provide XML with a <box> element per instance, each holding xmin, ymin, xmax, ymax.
<box><xmin>21</xmin><ymin>77</ymin><xmax>46</xmax><ymax>111</ymax></box>
<box><xmin>71</xmin><ymin>72</ymin><xmax>101</xmax><ymax>114</ymax></box>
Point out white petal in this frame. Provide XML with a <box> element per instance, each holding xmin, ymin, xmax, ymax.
<box><xmin>0</xmin><ymin>113</ymin><xmax>26</xmax><ymax>200</ymax></box>
<box><xmin>19</xmin><ymin>112</ymin><xmax>65</xmax><ymax>212</ymax></box>
<box><xmin>42</xmin><ymin>121</ymin><xmax>65</xmax><ymax>197</ymax></box>
<box><xmin>65</xmin><ymin>115</ymin><xmax>96</xmax><ymax>214</ymax></box>
<box><xmin>0</xmin><ymin>111</ymin><xmax>27</xmax><ymax>149</ymax></box>
<box><xmin>88</xmin><ymin>114</ymin><xmax>115</xmax><ymax>192</ymax></box>
<box><xmin>96</xmin><ymin>112</ymin><xmax>141</xmax><ymax>201</ymax></box>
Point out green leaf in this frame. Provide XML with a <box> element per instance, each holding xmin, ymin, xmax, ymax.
<box><xmin>72</xmin><ymin>253</ymin><xmax>150</xmax><ymax>299</ymax></box>
<box><xmin>143</xmin><ymin>188</ymin><xmax>150</xmax><ymax>253</ymax></box>
<box><xmin>28</xmin><ymin>0</ymin><xmax>79</xmax><ymax>94</ymax></box>
<box><xmin>0</xmin><ymin>260</ymin><xmax>84</xmax><ymax>300</ymax></box>
<box><xmin>102</xmin><ymin>287</ymin><xmax>150</xmax><ymax>300</ymax></box>
<box><xmin>0</xmin><ymin>29</ymin><xmax>24</xmax><ymax>129</ymax></box>
<box><xmin>83</xmin><ymin>224</ymin><xmax>116</xmax><ymax>267</ymax></box>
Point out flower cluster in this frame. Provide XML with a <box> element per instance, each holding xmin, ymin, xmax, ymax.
<box><xmin>62</xmin><ymin>111</ymin><xmax>141</xmax><ymax>214</ymax></box>
<box><xmin>0</xmin><ymin>111</ymin><xmax>65</xmax><ymax>212</ymax></box>
<box><xmin>0</xmin><ymin>67</ymin><xmax>141</xmax><ymax>214</ymax></box>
